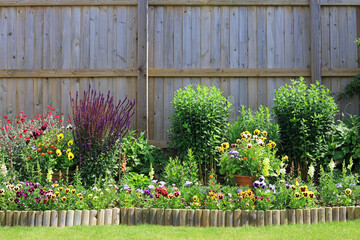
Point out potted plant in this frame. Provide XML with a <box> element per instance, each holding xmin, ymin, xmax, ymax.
<box><xmin>218</xmin><ymin>130</ymin><xmax>282</xmax><ymax>187</ymax></box>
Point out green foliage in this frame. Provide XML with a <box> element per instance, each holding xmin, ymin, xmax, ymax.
<box><xmin>163</xmin><ymin>149</ymin><xmax>198</xmax><ymax>186</ymax></box>
<box><xmin>327</xmin><ymin>115</ymin><xmax>360</xmax><ymax>173</ymax></box>
<box><xmin>228</xmin><ymin>105</ymin><xmax>279</xmax><ymax>144</ymax></box>
<box><xmin>119</xmin><ymin>131</ymin><xmax>166</xmax><ymax>175</ymax></box>
<box><xmin>169</xmin><ymin>84</ymin><xmax>231</xmax><ymax>183</ymax></box>
<box><xmin>273</xmin><ymin>77</ymin><xmax>338</xmax><ymax>179</ymax></box>
<box><xmin>318</xmin><ymin>160</ymin><xmax>359</xmax><ymax>206</ymax></box>
<box><xmin>123</xmin><ymin>172</ymin><xmax>151</xmax><ymax>190</ymax></box>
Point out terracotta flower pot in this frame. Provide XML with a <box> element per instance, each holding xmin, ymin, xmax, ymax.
<box><xmin>234</xmin><ymin>175</ymin><xmax>256</xmax><ymax>187</ymax></box>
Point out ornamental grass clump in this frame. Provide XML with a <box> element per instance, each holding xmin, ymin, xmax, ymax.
<box><xmin>70</xmin><ymin>85</ymin><xmax>135</xmax><ymax>184</ymax></box>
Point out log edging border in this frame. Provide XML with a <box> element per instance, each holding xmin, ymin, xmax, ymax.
<box><xmin>0</xmin><ymin>206</ymin><xmax>360</xmax><ymax>227</ymax></box>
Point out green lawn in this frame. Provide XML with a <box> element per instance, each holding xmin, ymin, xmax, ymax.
<box><xmin>1</xmin><ymin>220</ymin><xmax>359</xmax><ymax>240</ymax></box>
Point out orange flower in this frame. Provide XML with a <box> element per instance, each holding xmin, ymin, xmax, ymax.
<box><xmin>48</xmin><ymin>151</ymin><xmax>53</xmax><ymax>154</ymax></box>
<box><xmin>243</xmin><ymin>157</ymin><xmax>247</xmax><ymax>160</ymax></box>
<box><xmin>209</xmin><ymin>175</ymin><xmax>214</xmax><ymax>179</ymax></box>
<box><xmin>40</xmin><ymin>153</ymin><xmax>45</xmax><ymax>156</ymax></box>
<box><xmin>37</xmin><ymin>148</ymin><xmax>41</xmax><ymax>151</ymax></box>
<box><xmin>211</xmin><ymin>181</ymin><xmax>214</xmax><ymax>184</ymax></box>
<box><xmin>252</xmin><ymin>157</ymin><xmax>255</xmax><ymax>159</ymax></box>
<box><xmin>27</xmin><ymin>157</ymin><xmax>31</xmax><ymax>160</ymax></box>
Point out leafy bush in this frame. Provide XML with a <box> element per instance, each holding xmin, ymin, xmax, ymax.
<box><xmin>163</xmin><ymin>149</ymin><xmax>198</xmax><ymax>186</ymax></box>
<box><xmin>273</xmin><ymin>77</ymin><xmax>338</xmax><ymax>180</ymax></box>
<box><xmin>228</xmin><ymin>105</ymin><xmax>279</xmax><ymax>144</ymax></box>
<box><xmin>119</xmin><ymin>131</ymin><xmax>166</xmax><ymax>175</ymax></box>
<box><xmin>327</xmin><ymin>115</ymin><xmax>360</xmax><ymax>173</ymax></box>
<box><xmin>169</xmin><ymin>84</ymin><xmax>231</xmax><ymax>183</ymax></box>
<box><xmin>70</xmin><ymin>85</ymin><xmax>135</xmax><ymax>185</ymax></box>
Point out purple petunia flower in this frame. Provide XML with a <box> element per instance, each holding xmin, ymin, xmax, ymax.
<box><xmin>144</xmin><ymin>189</ymin><xmax>151</xmax><ymax>196</ymax></box>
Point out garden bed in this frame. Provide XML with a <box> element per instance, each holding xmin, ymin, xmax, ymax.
<box><xmin>1</xmin><ymin>206</ymin><xmax>360</xmax><ymax>228</ymax></box>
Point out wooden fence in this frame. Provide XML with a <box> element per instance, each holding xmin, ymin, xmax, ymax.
<box><xmin>0</xmin><ymin>0</ymin><xmax>359</xmax><ymax>147</ymax></box>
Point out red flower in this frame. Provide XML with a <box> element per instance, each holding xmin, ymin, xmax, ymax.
<box><xmin>59</xmin><ymin>119</ymin><xmax>63</xmax><ymax>122</ymax></box>
<box><xmin>61</xmin><ymin>113</ymin><xmax>64</xmax><ymax>115</ymax></box>
<box><xmin>51</xmin><ymin>123</ymin><xmax>55</xmax><ymax>126</ymax></box>
<box><xmin>15</xmin><ymin>116</ymin><xmax>18</xmax><ymax>119</ymax></box>
<box><xmin>3</xmin><ymin>116</ymin><xmax>8</xmax><ymax>119</ymax></box>
<box><xmin>27</xmin><ymin>157</ymin><xmax>31</xmax><ymax>160</ymax></box>
<box><xmin>56</xmin><ymin>115</ymin><xmax>59</xmax><ymax>118</ymax></box>
<box><xmin>19</xmin><ymin>134</ymin><xmax>22</xmax><ymax>138</ymax></box>
<box><xmin>67</xmin><ymin>120</ymin><xmax>71</xmax><ymax>123</ymax></box>
<box><xmin>26</xmin><ymin>137</ymin><xmax>30</xmax><ymax>140</ymax></box>
<box><xmin>50</xmin><ymin>108</ymin><xmax>55</xmax><ymax>111</ymax></box>
<box><xmin>21</xmin><ymin>118</ymin><xmax>25</xmax><ymax>122</ymax></box>
<box><xmin>155</xmin><ymin>188</ymin><xmax>160</xmax><ymax>194</ymax></box>
<box><xmin>155</xmin><ymin>193</ymin><xmax>161</xmax><ymax>199</ymax></box>
<box><xmin>7</xmin><ymin>120</ymin><xmax>11</xmax><ymax>123</ymax></box>
<box><xmin>23</xmin><ymin>114</ymin><xmax>27</xmax><ymax>117</ymax></box>
<box><xmin>46</xmin><ymin>105</ymin><xmax>49</xmax><ymax>108</ymax></box>
<box><xmin>40</xmin><ymin>153</ymin><xmax>45</xmax><ymax>156</ymax></box>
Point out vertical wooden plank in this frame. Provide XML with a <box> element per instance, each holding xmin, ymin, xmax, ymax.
<box><xmin>294</xmin><ymin>7</ymin><xmax>303</xmax><ymax>69</ymax></box>
<box><xmin>80</xmin><ymin>7</ymin><xmax>90</xmax><ymax>69</ymax></box>
<box><xmin>229</xmin><ymin>6</ymin><xmax>240</xmax><ymax>116</ymax></box>
<box><xmin>25</xmin><ymin>7</ymin><xmax>35</xmax><ymax>116</ymax></box>
<box><xmin>330</xmin><ymin>7</ymin><xmax>340</xmax><ymax>101</ymax></box>
<box><xmin>137</xmin><ymin>0</ymin><xmax>149</xmax><ymax>136</ymax></box>
<box><xmin>266</xmin><ymin>6</ymin><xmax>276</xmax><ymax>108</ymax></box>
<box><xmin>257</xmin><ymin>6</ymin><xmax>266</xmax><ymax>108</ymax></box>
<box><xmin>164</xmin><ymin>7</ymin><xmax>174</xmax><ymax>140</ymax></box>
<box><xmin>61</xmin><ymin>7</ymin><xmax>71</xmax><ymax>117</ymax></box>
<box><xmin>98</xmin><ymin>6</ymin><xmax>108</xmax><ymax>69</ymax></box>
<box><xmin>33</xmin><ymin>8</ymin><xmax>43</xmax><ymax>114</ymax></box>
<box><xmin>89</xmin><ymin>6</ymin><xmax>99</xmax><ymax>69</ymax></box>
<box><xmin>16</xmin><ymin>7</ymin><xmax>26</xmax><ymax>114</ymax></box>
<box><xmin>0</xmin><ymin>8</ymin><xmax>8</xmax><ymax>116</ymax></box>
<box><xmin>284</xmin><ymin>6</ymin><xmax>295</xmax><ymax>69</ymax></box>
<box><xmin>182</xmin><ymin>6</ymin><xmax>191</xmax><ymax>87</ymax></box>
<box><xmin>191</xmin><ymin>7</ymin><xmax>201</xmax><ymax>86</ymax></box>
<box><xmin>248</xmin><ymin>6</ymin><xmax>257</xmax><ymax>110</ymax></box>
<box><xmin>321</xmin><ymin>7</ymin><xmax>331</xmax><ymax>90</ymax></box>
<box><xmin>107</xmin><ymin>6</ymin><xmax>115</xmax><ymax>69</ymax></box>
<box><xmin>148</xmin><ymin>5</ymin><xmax>155</xmax><ymax>139</ymax></box>
<box><xmin>220</xmin><ymin>6</ymin><xmax>230</xmax><ymax>97</ymax></box>
<box><xmin>275</xmin><ymin>7</ymin><xmax>285</xmax><ymax>89</ymax></box>
<box><xmin>200</xmin><ymin>6</ymin><xmax>211</xmax><ymax>87</ymax></box>
<box><xmin>303</xmin><ymin>6</ymin><xmax>311</xmax><ymax>71</ymax></box>
<box><xmin>210</xmin><ymin>6</ymin><xmax>220</xmax><ymax>88</ymax></box>
<box><xmin>310</xmin><ymin>0</ymin><xmax>321</xmax><ymax>83</ymax></box>
<box><xmin>239</xmin><ymin>7</ymin><xmax>248</xmax><ymax>108</ymax></box>
<box><xmin>128</xmin><ymin>7</ymin><xmax>137</xmax><ymax>131</ymax></box>
<box><xmin>153</xmin><ymin>6</ymin><xmax>164</xmax><ymax>140</ymax></box>
<box><xmin>72</xmin><ymin>7</ymin><xmax>81</xmax><ymax>69</ymax></box>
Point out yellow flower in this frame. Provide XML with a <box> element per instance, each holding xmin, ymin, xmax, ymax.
<box><xmin>93</xmin><ymin>196</ymin><xmax>98</xmax><ymax>201</ymax></box>
<box><xmin>302</xmin><ymin>191</ymin><xmax>308</xmax><ymax>198</ymax></box>
<box><xmin>236</xmin><ymin>139</ymin><xmax>241</xmax><ymax>144</ymax></box>
<box><xmin>291</xmin><ymin>185</ymin><xmax>296</xmax><ymax>191</ymax></box>
<box><xmin>58</xmin><ymin>187</ymin><xmax>63</xmax><ymax>192</ymax></box>
<box><xmin>221</xmin><ymin>142</ymin><xmax>229</xmax><ymax>149</ymax></box>
<box><xmin>193</xmin><ymin>195</ymin><xmax>198</xmax><ymax>201</ymax></box>
<box><xmin>58</xmin><ymin>133</ymin><xmax>64</xmax><ymax>141</ymax></box>
<box><xmin>61</xmin><ymin>196</ymin><xmax>67</xmax><ymax>202</ymax></box>
<box><xmin>282</xmin><ymin>155</ymin><xmax>289</xmax><ymax>162</ymax></box>
<box><xmin>77</xmin><ymin>193</ymin><xmax>83</xmax><ymax>198</ymax></box>
<box><xmin>71</xmin><ymin>189</ymin><xmax>76</xmax><ymax>194</ymax></box>
<box><xmin>262</xmin><ymin>131</ymin><xmax>267</xmax><ymax>136</ymax></box>
<box><xmin>299</xmin><ymin>186</ymin><xmax>308</xmax><ymax>192</ymax></box>
<box><xmin>253</xmin><ymin>129</ymin><xmax>260</xmax><ymax>135</ymax></box>
<box><xmin>308</xmin><ymin>191</ymin><xmax>315</xmax><ymax>199</ymax></box>
<box><xmin>68</xmin><ymin>140</ymin><xmax>73</xmax><ymax>146</ymax></box>
<box><xmin>294</xmin><ymin>192</ymin><xmax>300</xmax><ymax>198</ymax></box>
<box><xmin>55</xmin><ymin>192</ymin><xmax>60</xmax><ymax>197</ymax></box>
<box><xmin>218</xmin><ymin>147</ymin><xmax>224</xmax><ymax>153</ymax></box>
<box><xmin>137</xmin><ymin>193</ymin><xmax>142</xmax><ymax>199</ymax></box>
<box><xmin>68</xmin><ymin>152</ymin><xmax>75</xmax><ymax>161</ymax></box>
<box><xmin>345</xmin><ymin>188</ymin><xmax>352</xmax><ymax>195</ymax></box>
<box><xmin>88</xmin><ymin>194</ymin><xmax>93</xmax><ymax>199</ymax></box>
<box><xmin>100</xmin><ymin>192</ymin><xmax>103</xmax><ymax>197</ymax></box>
<box><xmin>66</xmin><ymin>149</ymin><xmax>71</xmax><ymax>154</ymax></box>
<box><xmin>56</xmin><ymin>149</ymin><xmax>62</xmax><ymax>157</ymax></box>
<box><xmin>65</xmin><ymin>188</ymin><xmax>70</xmax><ymax>193</ymax></box>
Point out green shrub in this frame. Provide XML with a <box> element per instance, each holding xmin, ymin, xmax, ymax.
<box><xmin>163</xmin><ymin>149</ymin><xmax>198</xmax><ymax>186</ymax></box>
<box><xmin>120</xmin><ymin>131</ymin><xmax>166</xmax><ymax>176</ymax></box>
<box><xmin>273</xmin><ymin>77</ymin><xmax>338</xmax><ymax>180</ymax></box>
<box><xmin>169</xmin><ymin>84</ymin><xmax>231</xmax><ymax>183</ymax></box>
<box><xmin>228</xmin><ymin>105</ymin><xmax>279</xmax><ymax>144</ymax></box>
<box><xmin>327</xmin><ymin>115</ymin><xmax>360</xmax><ymax>173</ymax></box>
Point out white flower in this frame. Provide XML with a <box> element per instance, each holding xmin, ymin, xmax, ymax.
<box><xmin>1</xmin><ymin>164</ymin><xmax>7</xmax><ymax>177</ymax></box>
<box><xmin>247</xmin><ymin>144</ymin><xmax>252</xmax><ymax>149</ymax></box>
<box><xmin>329</xmin><ymin>160</ymin><xmax>335</xmax><ymax>171</ymax></box>
<box><xmin>279</xmin><ymin>168</ymin><xmax>286</xmax><ymax>175</ymax></box>
<box><xmin>308</xmin><ymin>164</ymin><xmax>315</xmax><ymax>179</ymax></box>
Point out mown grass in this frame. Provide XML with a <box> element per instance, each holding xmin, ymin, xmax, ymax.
<box><xmin>1</xmin><ymin>219</ymin><xmax>359</xmax><ymax>240</ymax></box>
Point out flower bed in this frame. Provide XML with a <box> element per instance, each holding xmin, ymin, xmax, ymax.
<box><xmin>1</xmin><ymin>206</ymin><xmax>360</xmax><ymax>227</ymax></box>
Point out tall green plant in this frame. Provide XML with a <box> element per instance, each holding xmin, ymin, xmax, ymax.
<box><xmin>228</xmin><ymin>105</ymin><xmax>279</xmax><ymax>144</ymax></box>
<box><xmin>169</xmin><ymin>84</ymin><xmax>231</xmax><ymax>183</ymax></box>
<box><xmin>273</xmin><ymin>77</ymin><xmax>338</xmax><ymax>180</ymax></box>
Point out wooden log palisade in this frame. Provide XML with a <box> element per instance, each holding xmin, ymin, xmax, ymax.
<box><xmin>0</xmin><ymin>206</ymin><xmax>359</xmax><ymax>228</ymax></box>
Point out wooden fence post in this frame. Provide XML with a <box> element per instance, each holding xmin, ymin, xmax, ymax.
<box><xmin>310</xmin><ymin>0</ymin><xmax>322</xmax><ymax>83</ymax></box>
<box><xmin>137</xmin><ymin>0</ymin><xmax>149</xmax><ymax>136</ymax></box>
